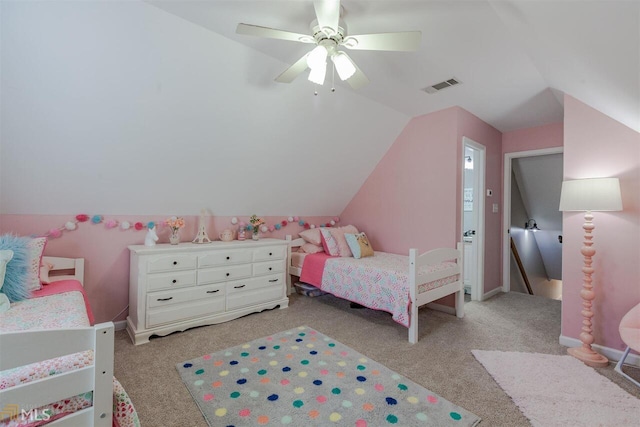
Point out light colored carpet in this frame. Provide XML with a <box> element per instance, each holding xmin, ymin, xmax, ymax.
<box><xmin>114</xmin><ymin>292</ymin><xmax>640</xmax><ymax>426</ymax></box>
<box><xmin>177</xmin><ymin>326</ymin><xmax>480</xmax><ymax>426</ymax></box>
<box><xmin>472</xmin><ymin>350</ymin><xmax>640</xmax><ymax>427</ymax></box>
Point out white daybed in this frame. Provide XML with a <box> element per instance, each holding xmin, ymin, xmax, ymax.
<box><xmin>0</xmin><ymin>257</ymin><xmax>134</xmax><ymax>427</ymax></box>
<box><xmin>286</xmin><ymin>237</ymin><xmax>465</xmax><ymax>344</ymax></box>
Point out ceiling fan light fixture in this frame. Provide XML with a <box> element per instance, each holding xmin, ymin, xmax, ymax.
<box><xmin>307</xmin><ymin>45</ymin><xmax>328</xmax><ymax>70</ymax></box>
<box><xmin>308</xmin><ymin>64</ymin><xmax>327</xmax><ymax>85</ymax></box>
<box><xmin>331</xmin><ymin>52</ymin><xmax>356</xmax><ymax>80</ymax></box>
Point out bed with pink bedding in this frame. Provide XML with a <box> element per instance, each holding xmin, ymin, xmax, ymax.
<box><xmin>0</xmin><ymin>258</ymin><xmax>139</xmax><ymax>427</ymax></box>
<box><xmin>287</xmin><ymin>238</ymin><xmax>465</xmax><ymax>343</ymax></box>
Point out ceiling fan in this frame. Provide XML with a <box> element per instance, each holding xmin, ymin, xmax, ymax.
<box><xmin>236</xmin><ymin>0</ymin><xmax>421</xmax><ymax>89</ymax></box>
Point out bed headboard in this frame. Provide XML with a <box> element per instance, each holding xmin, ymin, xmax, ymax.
<box><xmin>42</xmin><ymin>256</ymin><xmax>85</xmax><ymax>286</ymax></box>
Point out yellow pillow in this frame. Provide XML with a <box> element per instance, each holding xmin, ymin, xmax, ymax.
<box><xmin>344</xmin><ymin>232</ymin><xmax>374</xmax><ymax>259</ymax></box>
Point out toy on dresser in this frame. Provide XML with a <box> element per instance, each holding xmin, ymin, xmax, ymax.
<box><xmin>144</xmin><ymin>226</ymin><xmax>159</xmax><ymax>246</ymax></box>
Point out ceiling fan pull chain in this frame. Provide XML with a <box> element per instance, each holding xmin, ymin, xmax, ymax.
<box><xmin>331</xmin><ymin>63</ymin><xmax>336</xmax><ymax>92</ymax></box>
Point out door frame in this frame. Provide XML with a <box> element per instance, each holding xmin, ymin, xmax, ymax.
<box><xmin>461</xmin><ymin>137</ymin><xmax>485</xmax><ymax>301</ymax></box>
<box><xmin>502</xmin><ymin>147</ymin><xmax>564</xmax><ymax>292</ymax></box>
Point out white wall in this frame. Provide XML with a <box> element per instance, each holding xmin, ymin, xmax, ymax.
<box><xmin>0</xmin><ymin>0</ymin><xmax>409</xmax><ymax>216</ymax></box>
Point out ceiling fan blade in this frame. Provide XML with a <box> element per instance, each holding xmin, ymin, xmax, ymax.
<box><xmin>275</xmin><ymin>53</ymin><xmax>310</xmax><ymax>83</ymax></box>
<box><xmin>236</xmin><ymin>23</ymin><xmax>315</xmax><ymax>44</ymax></box>
<box><xmin>343</xmin><ymin>31</ymin><xmax>421</xmax><ymax>51</ymax></box>
<box><xmin>313</xmin><ymin>0</ymin><xmax>340</xmax><ymax>36</ymax></box>
<box><xmin>339</xmin><ymin>52</ymin><xmax>369</xmax><ymax>90</ymax></box>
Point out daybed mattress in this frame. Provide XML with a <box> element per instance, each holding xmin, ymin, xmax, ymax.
<box><xmin>290</xmin><ymin>251</ymin><xmax>308</xmax><ymax>269</ymax></box>
<box><xmin>300</xmin><ymin>252</ymin><xmax>459</xmax><ymax>327</ymax></box>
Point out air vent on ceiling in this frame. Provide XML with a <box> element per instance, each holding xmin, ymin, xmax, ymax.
<box><xmin>422</xmin><ymin>77</ymin><xmax>461</xmax><ymax>94</ymax></box>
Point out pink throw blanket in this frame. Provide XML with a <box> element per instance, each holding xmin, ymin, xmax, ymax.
<box><xmin>299</xmin><ymin>253</ymin><xmax>332</xmax><ymax>287</ymax></box>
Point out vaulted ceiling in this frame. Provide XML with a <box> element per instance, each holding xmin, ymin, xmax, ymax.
<box><xmin>148</xmin><ymin>0</ymin><xmax>640</xmax><ymax>133</ymax></box>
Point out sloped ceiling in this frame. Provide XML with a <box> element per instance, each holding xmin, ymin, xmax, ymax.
<box><xmin>1</xmin><ymin>0</ymin><xmax>638</xmax><ymax>218</ymax></box>
<box><xmin>147</xmin><ymin>0</ymin><xmax>640</xmax><ymax>133</ymax></box>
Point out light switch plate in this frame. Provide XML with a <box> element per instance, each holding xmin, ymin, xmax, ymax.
<box><xmin>492</xmin><ymin>203</ymin><xmax>499</xmax><ymax>213</ymax></box>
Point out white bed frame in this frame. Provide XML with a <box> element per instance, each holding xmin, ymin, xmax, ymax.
<box><xmin>0</xmin><ymin>257</ymin><xmax>114</xmax><ymax>426</ymax></box>
<box><xmin>286</xmin><ymin>237</ymin><xmax>464</xmax><ymax>344</ymax></box>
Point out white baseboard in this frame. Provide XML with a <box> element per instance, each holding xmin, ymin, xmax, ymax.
<box><xmin>114</xmin><ymin>320</ymin><xmax>127</xmax><ymax>331</ymax></box>
<box><xmin>559</xmin><ymin>335</ymin><xmax>640</xmax><ymax>367</ymax></box>
<box><xmin>427</xmin><ymin>302</ymin><xmax>456</xmax><ymax>315</ymax></box>
<box><xmin>481</xmin><ymin>287</ymin><xmax>502</xmax><ymax>301</ymax></box>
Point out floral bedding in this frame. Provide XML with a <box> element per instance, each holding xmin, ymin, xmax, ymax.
<box><xmin>0</xmin><ymin>284</ymin><xmax>139</xmax><ymax>427</ymax></box>
<box><xmin>318</xmin><ymin>252</ymin><xmax>459</xmax><ymax>327</ymax></box>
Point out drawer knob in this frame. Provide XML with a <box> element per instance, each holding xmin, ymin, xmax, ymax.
<box><xmin>269</xmin><ymin>252</ymin><xmax>273</xmax><ymax>256</ymax></box>
<box><xmin>172</xmin><ymin>279</ymin><xmax>177</xmax><ymax>284</ymax></box>
<box><xmin>173</xmin><ymin>261</ymin><xmax>178</xmax><ymax>265</ymax></box>
<box><xmin>226</xmin><ymin>256</ymin><xmax>230</xmax><ymax>260</ymax></box>
<box><xmin>206</xmin><ymin>289</ymin><xmax>220</xmax><ymax>294</ymax></box>
<box><xmin>157</xmin><ymin>297</ymin><xmax>173</xmax><ymax>302</ymax></box>
<box><xmin>234</xmin><ymin>284</ymin><xmax>245</xmax><ymax>289</ymax></box>
<box><xmin>269</xmin><ymin>279</ymin><xmax>279</xmax><ymax>283</ymax></box>
<box><xmin>269</xmin><ymin>267</ymin><xmax>272</xmax><ymax>271</ymax></box>
<box><xmin>226</xmin><ymin>273</ymin><xmax>230</xmax><ymax>277</ymax></box>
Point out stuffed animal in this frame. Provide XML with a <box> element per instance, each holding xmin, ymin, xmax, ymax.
<box><xmin>144</xmin><ymin>226</ymin><xmax>159</xmax><ymax>247</ymax></box>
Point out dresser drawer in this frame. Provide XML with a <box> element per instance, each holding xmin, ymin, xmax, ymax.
<box><xmin>147</xmin><ymin>254</ymin><xmax>197</xmax><ymax>273</ymax></box>
<box><xmin>147</xmin><ymin>283</ymin><xmax>225</xmax><ymax>309</ymax></box>
<box><xmin>226</xmin><ymin>274</ymin><xmax>284</xmax><ymax>295</ymax></box>
<box><xmin>253</xmin><ymin>260</ymin><xmax>284</xmax><ymax>276</ymax></box>
<box><xmin>198</xmin><ymin>250</ymin><xmax>252</xmax><ymax>268</ymax></box>
<box><xmin>226</xmin><ymin>285</ymin><xmax>283</xmax><ymax>311</ymax></box>
<box><xmin>147</xmin><ymin>270</ymin><xmax>196</xmax><ymax>292</ymax></box>
<box><xmin>197</xmin><ymin>264</ymin><xmax>252</xmax><ymax>285</ymax></box>
<box><xmin>253</xmin><ymin>246</ymin><xmax>286</xmax><ymax>262</ymax></box>
<box><xmin>147</xmin><ymin>297</ymin><xmax>225</xmax><ymax>328</ymax></box>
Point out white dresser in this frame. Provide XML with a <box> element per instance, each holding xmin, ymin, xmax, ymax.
<box><xmin>126</xmin><ymin>239</ymin><xmax>289</xmax><ymax>345</ymax></box>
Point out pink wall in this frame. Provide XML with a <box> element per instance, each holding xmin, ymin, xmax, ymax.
<box><xmin>340</xmin><ymin>107</ymin><xmax>459</xmax><ymax>254</ymax></box>
<box><xmin>503</xmin><ymin>122</ymin><xmax>563</xmax><ymax>154</ymax></box>
<box><xmin>563</xmin><ymin>95</ymin><xmax>640</xmax><ymax>351</ymax></box>
<box><xmin>0</xmin><ymin>214</ymin><xmax>337</xmax><ymax>323</ymax></box>
<box><xmin>340</xmin><ymin>106</ymin><xmax>503</xmax><ymax>300</ymax></box>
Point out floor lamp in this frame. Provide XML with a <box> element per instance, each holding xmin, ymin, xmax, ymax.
<box><xmin>559</xmin><ymin>177</ymin><xmax>623</xmax><ymax>367</ymax></box>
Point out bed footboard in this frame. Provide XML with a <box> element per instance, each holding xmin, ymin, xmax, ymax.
<box><xmin>408</xmin><ymin>243</ymin><xmax>464</xmax><ymax>344</ymax></box>
<box><xmin>0</xmin><ymin>322</ymin><xmax>115</xmax><ymax>426</ymax></box>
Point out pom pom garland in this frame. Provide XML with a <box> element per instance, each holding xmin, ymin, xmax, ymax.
<box><xmin>229</xmin><ymin>215</ymin><xmax>339</xmax><ymax>235</ymax></box>
<box><xmin>39</xmin><ymin>212</ymin><xmax>342</xmax><ymax>241</ymax></box>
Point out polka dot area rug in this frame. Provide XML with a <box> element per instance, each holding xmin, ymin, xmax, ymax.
<box><xmin>177</xmin><ymin>326</ymin><xmax>480</xmax><ymax>426</ymax></box>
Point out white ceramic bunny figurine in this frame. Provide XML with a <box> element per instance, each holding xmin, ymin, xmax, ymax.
<box><xmin>144</xmin><ymin>226</ymin><xmax>159</xmax><ymax>246</ymax></box>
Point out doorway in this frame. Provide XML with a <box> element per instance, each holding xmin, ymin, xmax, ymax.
<box><xmin>502</xmin><ymin>147</ymin><xmax>564</xmax><ymax>298</ymax></box>
<box><xmin>461</xmin><ymin>137</ymin><xmax>485</xmax><ymax>302</ymax></box>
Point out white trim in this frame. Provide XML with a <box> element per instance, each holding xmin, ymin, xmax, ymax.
<box><xmin>559</xmin><ymin>335</ymin><xmax>640</xmax><ymax>367</ymax></box>
<box><xmin>462</xmin><ymin>137</ymin><xmax>485</xmax><ymax>302</ymax></box>
<box><xmin>426</xmin><ymin>302</ymin><xmax>456</xmax><ymax>315</ymax></box>
<box><xmin>114</xmin><ymin>320</ymin><xmax>127</xmax><ymax>331</ymax></box>
<box><xmin>482</xmin><ymin>287</ymin><xmax>503</xmax><ymax>301</ymax></box>
<box><xmin>502</xmin><ymin>147</ymin><xmax>564</xmax><ymax>292</ymax></box>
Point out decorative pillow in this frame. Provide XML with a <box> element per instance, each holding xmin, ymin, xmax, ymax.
<box><xmin>40</xmin><ymin>261</ymin><xmax>55</xmax><ymax>285</ymax></box>
<box><xmin>0</xmin><ymin>249</ymin><xmax>14</xmax><ymax>289</ymax></box>
<box><xmin>0</xmin><ymin>234</ymin><xmax>32</xmax><ymax>302</ymax></box>
<box><xmin>329</xmin><ymin>225</ymin><xmax>359</xmax><ymax>257</ymax></box>
<box><xmin>345</xmin><ymin>232</ymin><xmax>375</xmax><ymax>259</ymax></box>
<box><xmin>319</xmin><ymin>228</ymin><xmax>340</xmax><ymax>256</ymax></box>
<box><xmin>26</xmin><ymin>237</ymin><xmax>47</xmax><ymax>291</ymax></box>
<box><xmin>299</xmin><ymin>228</ymin><xmax>322</xmax><ymax>246</ymax></box>
<box><xmin>300</xmin><ymin>243</ymin><xmax>324</xmax><ymax>254</ymax></box>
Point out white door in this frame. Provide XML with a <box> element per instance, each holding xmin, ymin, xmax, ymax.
<box><xmin>462</xmin><ymin>137</ymin><xmax>485</xmax><ymax>301</ymax></box>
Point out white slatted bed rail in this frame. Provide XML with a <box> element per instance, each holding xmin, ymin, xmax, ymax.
<box><xmin>286</xmin><ymin>236</ymin><xmax>464</xmax><ymax>343</ymax></box>
<box><xmin>0</xmin><ymin>323</ymin><xmax>115</xmax><ymax>426</ymax></box>
<box><xmin>0</xmin><ymin>256</ymin><xmax>115</xmax><ymax>426</ymax></box>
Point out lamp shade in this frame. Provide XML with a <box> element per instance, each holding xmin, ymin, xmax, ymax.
<box><xmin>331</xmin><ymin>52</ymin><xmax>356</xmax><ymax>81</ymax></box>
<box><xmin>559</xmin><ymin>177</ymin><xmax>623</xmax><ymax>212</ymax></box>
